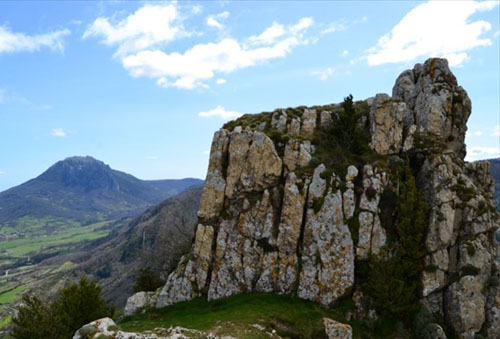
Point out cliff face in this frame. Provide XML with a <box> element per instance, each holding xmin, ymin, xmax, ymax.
<box><xmin>145</xmin><ymin>59</ymin><xmax>498</xmax><ymax>338</ymax></box>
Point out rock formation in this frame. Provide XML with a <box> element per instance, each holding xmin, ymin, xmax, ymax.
<box><xmin>124</xmin><ymin>58</ymin><xmax>499</xmax><ymax>338</ymax></box>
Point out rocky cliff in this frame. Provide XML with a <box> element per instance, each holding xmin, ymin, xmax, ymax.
<box><xmin>127</xmin><ymin>59</ymin><xmax>499</xmax><ymax>338</ymax></box>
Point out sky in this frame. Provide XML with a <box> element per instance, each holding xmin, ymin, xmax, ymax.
<box><xmin>0</xmin><ymin>0</ymin><xmax>499</xmax><ymax>192</ymax></box>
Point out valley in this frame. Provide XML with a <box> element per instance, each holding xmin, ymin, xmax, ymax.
<box><xmin>0</xmin><ymin>157</ymin><xmax>203</xmax><ymax>334</ymax></box>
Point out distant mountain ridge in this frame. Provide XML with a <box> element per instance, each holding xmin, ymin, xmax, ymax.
<box><xmin>0</xmin><ymin>156</ymin><xmax>203</xmax><ymax>225</ymax></box>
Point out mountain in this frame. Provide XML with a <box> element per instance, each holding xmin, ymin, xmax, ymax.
<box><xmin>488</xmin><ymin>158</ymin><xmax>500</xmax><ymax>209</ymax></box>
<box><xmin>13</xmin><ymin>185</ymin><xmax>203</xmax><ymax>308</ymax></box>
<box><xmin>113</xmin><ymin>59</ymin><xmax>499</xmax><ymax>338</ymax></box>
<box><xmin>0</xmin><ymin>156</ymin><xmax>203</xmax><ymax>226</ymax></box>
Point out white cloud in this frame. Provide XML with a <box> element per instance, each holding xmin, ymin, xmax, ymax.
<box><xmin>83</xmin><ymin>3</ymin><xmax>187</xmax><ymax>56</ymax></box>
<box><xmin>198</xmin><ymin>105</ymin><xmax>242</xmax><ymax>120</ymax></box>
<box><xmin>492</xmin><ymin>125</ymin><xmax>500</xmax><ymax>137</ymax></box>
<box><xmin>474</xmin><ymin>130</ymin><xmax>484</xmax><ymax>136</ymax></box>
<box><xmin>366</xmin><ymin>0</ymin><xmax>499</xmax><ymax>67</ymax></box>
<box><xmin>192</xmin><ymin>5</ymin><xmax>203</xmax><ymax>15</ymax></box>
<box><xmin>86</xmin><ymin>3</ymin><xmax>314</xmax><ymax>90</ymax></box>
<box><xmin>206</xmin><ymin>11</ymin><xmax>230</xmax><ymax>30</ymax></box>
<box><xmin>0</xmin><ymin>26</ymin><xmax>70</xmax><ymax>54</ymax></box>
<box><xmin>51</xmin><ymin>128</ymin><xmax>67</xmax><ymax>137</ymax></box>
<box><xmin>341</xmin><ymin>50</ymin><xmax>349</xmax><ymax>57</ymax></box>
<box><xmin>312</xmin><ymin>67</ymin><xmax>334</xmax><ymax>81</ymax></box>
<box><xmin>320</xmin><ymin>22</ymin><xmax>347</xmax><ymax>35</ymax></box>
<box><xmin>216</xmin><ymin>78</ymin><xmax>226</xmax><ymax>85</ymax></box>
<box><xmin>203</xmin><ymin>150</ymin><xmax>210</xmax><ymax>155</ymax></box>
<box><xmin>0</xmin><ymin>170</ymin><xmax>5</xmax><ymax>175</ymax></box>
<box><xmin>144</xmin><ymin>155</ymin><xmax>159</xmax><ymax>160</ymax></box>
<box><xmin>121</xmin><ymin>17</ymin><xmax>313</xmax><ymax>89</ymax></box>
<box><xmin>248</xmin><ymin>22</ymin><xmax>285</xmax><ymax>46</ymax></box>
<box><xmin>466</xmin><ymin>146</ymin><xmax>500</xmax><ymax>161</ymax></box>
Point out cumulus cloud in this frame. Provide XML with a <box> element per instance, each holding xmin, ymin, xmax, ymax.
<box><xmin>216</xmin><ymin>78</ymin><xmax>227</xmax><ymax>85</ymax></box>
<box><xmin>366</xmin><ymin>0</ymin><xmax>499</xmax><ymax>67</ymax></box>
<box><xmin>85</xmin><ymin>3</ymin><xmax>314</xmax><ymax>89</ymax></box>
<box><xmin>83</xmin><ymin>3</ymin><xmax>188</xmax><ymax>56</ymax></box>
<box><xmin>0</xmin><ymin>26</ymin><xmax>70</xmax><ymax>54</ymax></box>
<box><xmin>198</xmin><ymin>105</ymin><xmax>242</xmax><ymax>119</ymax></box>
<box><xmin>466</xmin><ymin>146</ymin><xmax>500</xmax><ymax>161</ymax></box>
<box><xmin>121</xmin><ymin>17</ymin><xmax>314</xmax><ymax>89</ymax></box>
<box><xmin>206</xmin><ymin>11</ymin><xmax>230</xmax><ymax>30</ymax></box>
<box><xmin>51</xmin><ymin>128</ymin><xmax>67</xmax><ymax>137</ymax></box>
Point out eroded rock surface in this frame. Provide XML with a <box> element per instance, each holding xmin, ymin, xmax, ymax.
<box><xmin>125</xmin><ymin>58</ymin><xmax>499</xmax><ymax>339</ymax></box>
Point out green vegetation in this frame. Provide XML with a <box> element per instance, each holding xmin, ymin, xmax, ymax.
<box><xmin>359</xmin><ymin>162</ymin><xmax>428</xmax><ymax>322</ymax></box>
<box><xmin>0</xmin><ymin>314</ymin><xmax>12</xmax><ymax>327</ymax></box>
<box><xmin>0</xmin><ymin>285</ymin><xmax>25</xmax><ymax>304</ymax></box>
<box><xmin>120</xmin><ymin>293</ymin><xmax>399</xmax><ymax>338</ymax></box>
<box><xmin>0</xmin><ymin>221</ymin><xmax>109</xmax><ymax>258</ymax></box>
<box><xmin>11</xmin><ymin>276</ymin><xmax>113</xmax><ymax>339</ymax></box>
<box><xmin>133</xmin><ymin>267</ymin><xmax>165</xmax><ymax>293</ymax></box>
<box><xmin>311</xmin><ymin>95</ymin><xmax>375</xmax><ymax>178</ymax></box>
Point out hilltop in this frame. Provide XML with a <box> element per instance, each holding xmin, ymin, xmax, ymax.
<box><xmin>0</xmin><ymin>156</ymin><xmax>202</xmax><ymax>228</ymax></box>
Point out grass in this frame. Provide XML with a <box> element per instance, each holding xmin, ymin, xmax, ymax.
<box><xmin>0</xmin><ymin>285</ymin><xmax>25</xmax><ymax>304</ymax></box>
<box><xmin>0</xmin><ymin>314</ymin><xmax>12</xmax><ymax>328</ymax></box>
<box><xmin>119</xmin><ymin>293</ymin><xmax>398</xmax><ymax>339</ymax></box>
<box><xmin>0</xmin><ymin>221</ymin><xmax>109</xmax><ymax>258</ymax></box>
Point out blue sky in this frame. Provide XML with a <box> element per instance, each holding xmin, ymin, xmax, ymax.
<box><xmin>0</xmin><ymin>0</ymin><xmax>499</xmax><ymax>191</ymax></box>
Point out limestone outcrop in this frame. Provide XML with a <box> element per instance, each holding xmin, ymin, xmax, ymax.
<box><xmin>73</xmin><ymin>318</ymin><xmax>218</xmax><ymax>339</ymax></box>
<box><xmin>124</xmin><ymin>58</ymin><xmax>499</xmax><ymax>339</ymax></box>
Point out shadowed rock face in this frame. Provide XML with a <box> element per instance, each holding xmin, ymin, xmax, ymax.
<box><xmin>127</xmin><ymin>58</ymin><xmax>499</xmax><ymax>339</ymax></box>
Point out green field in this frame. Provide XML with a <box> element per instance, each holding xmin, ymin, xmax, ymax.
<box><xmin>0</xmin><ymin>285</ymin><xmax>25</xmax><ymax>304</ymax></box>
<box><xmin>119</xmin><ymin>293</ymin><xmax>397</xmax><ymax>339</ymax></box>
<box><xmin>0</xmin><ymin>221</ymin><xmax>109</xmax><ymax>258</ymax></box>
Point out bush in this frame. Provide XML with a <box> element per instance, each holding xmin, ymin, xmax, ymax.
<box><xmin>362</xmin><ymin>162</ymin><xmax>428</xmax><ymax>321</ymax></box>
<box><xmin>11</xmin><ymin>276</ymin><xmax>112</xmax><ymax>339</ymax></box>
<box><xmin>133</xmin><ymin>267</ymin><xmax>165</xmax><ymax>293</ymax></box>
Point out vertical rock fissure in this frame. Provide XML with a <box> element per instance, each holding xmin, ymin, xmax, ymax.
<box><xmin>294</xmin><ymin>181</ymin><xmax>311</xmax><ymax>292</ymax></box>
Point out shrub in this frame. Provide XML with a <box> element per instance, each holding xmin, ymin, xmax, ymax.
<box><xmin>362</xmin><ymin>162</ymin><xmax>428</xmax><ymax>321</ymax></box>
<box><xmin>11</xmin><ymin>276</ymin><xmax>112</xmax><ymax>339</ymax></box>
<box><xmin>133</xmin><ymin>267</ymin><xmax>165</xmax><ymax>293</ymax></box>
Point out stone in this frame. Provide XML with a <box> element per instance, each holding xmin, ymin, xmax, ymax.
<box><xmin>323</xmin><ymin>318</ymin><xmax>353</xmax><ymax>339</ymax></box>
<box><xmin>122</xmin><ymin>58</ymin><xmax>498</xmax><ymax>339</ymax></box>
<box><xmin>298</xmin><ymin>187</ymin><xmax>354</xmax><ymax>306</ymax></box>
<box><xmin>301</xmin><ymin>108</ymin><xmax>317</xmax><ymax>137</ymax></box>
<box><xmin>320</xmin><ymin>110</ymin><xmax>332</xmax><ymax>127</ymax></box>
<box><xmin>283</xmin><ymin>140</ymin><xmax>312</xmax><ymax>172</ymax></box>
<box><xmin>393</xmin><ymin>58</ymin><xmax>471</xmax><ymax>158</ymax></box>
<box><xmin>420</xmin><ymin>323</ymin><xmax>447</xmax><ymax>339</ymax></box>
<box><xmin>422</xmin><ymin>269</ymin><xmax>446</xmax><ymax>297</ymax></box>
<box><xmin>445</xmin><ymin>276</ymin><xmax>486</xmax><ymax>338</ymax></box>
<box><xmin>198</xmin><ymin>129</ymin><xmax>229</xmax><ymax>220</ymax></box>
<box><xmin>277</xmin><ymin>173</ymin><xmax>307</xmax><ymax>293</ymax></box>
<box><xmin>124</xmin><ymin>291</ymin><xmax>156</xmax><ymax>317</ymax></box>
<box><xmin>271</xmin><ymin>109</ymin><xmax>287</xmax><ymax>132</ymax></box>
<box><xmin>368</xmin><ymin>93</ymin><xmax>405</xmax><ymax>154</ymax></box>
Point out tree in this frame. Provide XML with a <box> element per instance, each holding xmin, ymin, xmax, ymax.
<box><xmin>53</xmin><ymin>276</ymin><xmax>112</xmax><ymax>337</ymax></box>
<box><xmin>11</xmin><ymin>295</ymin><xmax>64</xmax><ymax>339</ymax></box>
<box><xmin>11</xmin><ymin>276</ymin><xmax>112</xmax><ymax>339</ymax></box>
<box><xmin>133</xmin><ymin>267</ymin><xmax>165</xmax><ymax>293</ymax></box>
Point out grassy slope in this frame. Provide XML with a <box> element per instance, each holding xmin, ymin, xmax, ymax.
<box><xmin>0</xmin><ymin>221</ymin><xmax>109</xmax><ymax>258</ymax></box>
<box><xmin>119</xmin><ymin>293</ymin><xmax>397</xmax><ymax>339</ymax></box>
<box><xmin>0</xmin><ymin>220</ymin><xmax>112</xmax><ymax>330</ymax></box>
